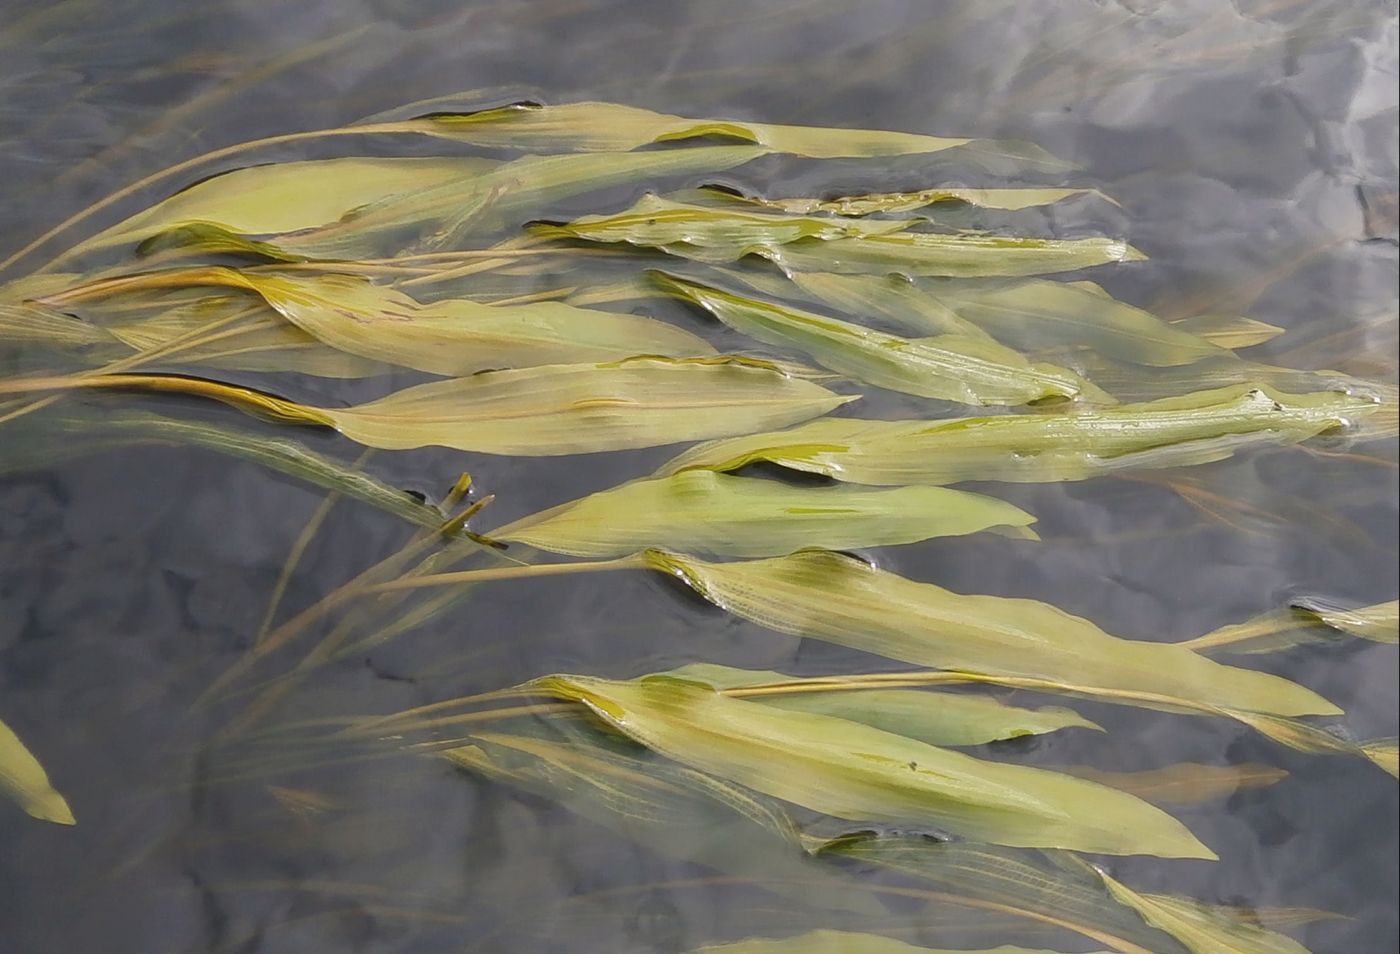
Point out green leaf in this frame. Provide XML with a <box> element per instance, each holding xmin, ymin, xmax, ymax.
<box><xmin>76</xmin><ymin>156</ymin><xmax>499</xmax><ymax>253</ymax></box>
<box><xmin>706</xmin><ymin>183</ymin><xmax>1114</xmax><ymax>215</ymax></box>
<box><xmin>824</xmin><ymin>835</ymin><xmax>1190</xmax><ymax>954</ymax></box>
<box><xmin>789</xmin><ymin>275</ymin><xmax>1228</xmax><ymax>368</ymax></box>
<box><xmin>102</xmin><ymin>266</ymin><xmax>715</xmax><ymax>375</ymax></box>
<box><xmin>1094</xmin><ymin>869</ymin><xmax>1313</xmax><ymax>954</ymax></box>
<box><xmin>533</xmin><ymin>674</ymin><xmax>1214</xmax><ymax>858</ymax></box>
<box><xmin>0</xmin><ymin>715</ymin><xmax>75</xmax><ymax>825</ymax></box>
<box><xmin>410</xmin><ymin>101</ymin><xmax>1069</xmax><ymax>169</ymax></box>
<box><xmin>535</xmin><ymin>193</ymin><xmax>910</xmax><ymax>255</ymax></box>
<box><xmin>1183</xmin><ymin>599</ymin><xmax>1399</xmax><ymax>654</ymax></box>
<box><xmin>759</xmin><ymin>231</ymin><xmax>1144</xmax><ymax>278</ymax></box>
<box><xmin>655</xmin><ymin>385</ymin><xmax>1382</xmax><ymax>485</ymax></box>
<box><xmin>655</xmin><ymin>272</ymin><xmax>1102</xmax><ymax>406</ymax></box>
<box><xmin>689</xmin><ymin>930</ymin><xmax>1097</xmax><ymax>954</ymax></box>
<box><xmin>663</xmin><ymin>664</ymin><xmax>1101</xmax><ymax>745</ymax></box>
<box><xmin>492</xmin><ymin>471</ymin><xmax>1037</xmax><ymax>558</ymax></box>
<box><xmin>640</xmin><ymin>549</ymin><xmax>1339</xmax><ymax>718</ymax></box>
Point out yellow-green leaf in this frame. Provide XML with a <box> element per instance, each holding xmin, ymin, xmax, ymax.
<box><xmin>656</xmin><ymin>272</ymin><xmax>1102</xmax><ymax>406</ymax></box>
<box><xmin>493</xmin><ymin>470</ymin><xmax>1037</xmax><ymax>558</ymax></box>
<box><xmin>760</xmin><ymin>231</ymin><xmax>1144</xmax><ymax>278</ymax></box>
<box><xmin>1183</xmin><ymin>599</ymin><xmax>1399</xmax><ymax>654</ymax></box>
<box><xmin>1095</xmin><ymin>870</ymin><xmax>1313</xmax><ymax>954</ymax></box>
<box><xmin>79</xmin><ymin>156</ymin><xmax>498</xmax><ymax>253</ymax></box>
<box><xmin>656</xmin><ymin>385</ymin><xmax>1380</xmax><ymax>485</ymax></box>
<box><xmin>535</xmin><ymin>193</ymin><xmax>910</xmax><ymax>254</ymax></box>
<box><xmin>411</xmin><ymin>101</ymin><xmax>1068</xmax><ymax>168</ymax></box>
<box><xmin>1171</xmin><ymin>314</ymin><xmax>1285</xmax><ymax>350</ymax></box>
<box><xmin>790</xmin><ymin>275</ymin><xmax>1228</xmax><ymax>368</ymax></box>
<box><xmin>709</xmin><ymin>183</ymin><xmax>1114</xmax><ymax>215</ymax></box>
<box><xmin>533</xmin><ymin>674</ymin><xmax>1214</xmax><ymax>858</ymax></box>
<box><xmin>641</xmin><ymin>549</ymin><xmax>1339</xmax><ymax>718</ymax></box>
<box><xmin>0</xmin><ymin>716</ymin><xmax>75</xmax><ymax>825</ymax></box>
<box><xmin>664</xmin><ymin>664</ymin><xmax>1101</xmax><ymax>745</ymax></box>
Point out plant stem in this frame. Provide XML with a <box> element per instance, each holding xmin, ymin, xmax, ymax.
<box><xmin>359</xmin><ymin>555</ymin><xmax>647</xmax><ymax>594</ymax></box>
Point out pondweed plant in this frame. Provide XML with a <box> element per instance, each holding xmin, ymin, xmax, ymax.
<box><xmin>1</xmin><ymin>99</ymin><xmax>1397</xmax><ymax>953</ymax></box>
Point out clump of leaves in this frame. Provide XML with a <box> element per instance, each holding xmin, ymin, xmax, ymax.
<box><xmin>1</xmin><ymin>96</ymin><xmax>1393</xmax><ymax>954</ymax></box>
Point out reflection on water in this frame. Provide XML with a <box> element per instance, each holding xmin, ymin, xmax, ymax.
<box><xmin>1</xmin><ymin>1</ymin><xmax>1396</xmax><ymax>952</ymax></box>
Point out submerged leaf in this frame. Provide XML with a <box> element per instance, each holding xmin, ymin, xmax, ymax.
<box><xmin>656</xmin><ymin>385</ymin><xmax>1380</xmax><ymax>485</ymax></box>
<box><xmin>1062</xmin><ymin>763</ymin><xmax>1288</xmax><ymax>805</ymax></box>
<box><xmin>0</xmin><ymin>716</ymin><xmax>75</xmax><ymax>825</ymax></box>
<box><xmin>1171</xmin><ymin>314</ymin><xmax>1285</xmax><ymax>350</ymax></box>
<box><xmin>665</xmin><ymin>664</ymin><xmax>1101</xmax><ymax>745</ymax></box>
<box><xmin>1095</xmin><ymin>869</ymin><xmax>1312</xmax><ymax>954</ymax></box>
<box><xmin>0</xmin><ymin>407</ymin><xmax>453</xmax><ymax>532</ymax></box>
<box><xmin>641</xmin><ymin>549</ymin><xmax>1339</xmax><ymax>718</ymax></box>
<box><xmin>533</xmin><ymin>674</ymin><xmax>1214</xmax><ymax>858</ymax></box>
<box><xmin>656</xmin><ymin>272</ymin><xmax>1101</xmax><ymax>405</ymax></box>
<box><xmin>412</xmin><ymin>101</ymin><xmax>1068</xmax><ymax>168</ymax></box>
<box><xmin>493</xmin><ymin>471</ymin><xmax>1037</xmax><ymax>558</ymax></box>
<box><xmin>824</xmin><ymin>836</ymin><xmax>1190</xmax><ymax>954</ymax></box>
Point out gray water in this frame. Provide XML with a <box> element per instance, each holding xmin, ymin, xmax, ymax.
<box><xmin>1</xmin><ymin>1</ymin><xmax>1397</xmax><ymax>952</ymax></box>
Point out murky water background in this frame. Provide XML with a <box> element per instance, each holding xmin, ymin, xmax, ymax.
<box><xmin>1</xmin><ymin>1</ymin><xmax>1396</xmax><ymax>951</ymax></box>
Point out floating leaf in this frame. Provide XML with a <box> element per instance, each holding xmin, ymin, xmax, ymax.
<box><xmin>689</xmin><ymin>930</ymin><xmax>1093</xmax><ymax>954</ymax></box>
<box><xmin>279</xmin><ymin>146</ymin><xmax>768</xmax><ymax>258</ymax></box>
<box><xmin>1362</xmin><ymin>739</ymin><xmax>1399</xmax><ymax>778</ymax></box>
<box><xmin>1</xmin><ymin>301</ymin><xmax>120</xmax><ymax>350</ymax></box>
<box><xmin>0</xmin><ymin>715</ymin><xmax>75</xmax><ymax>825</ymax></box>
<box><xmin>641</xmin><ymin>549</ymin><xmax>1339</xmax><ymax>718</ymax></box>
<box><xmin>1095</xmin><ymin>869</ymin><xmax>1312</xmax><ymax>954</ymax></box>
<box><xmin>824</xmin><ymin>836</ymin><xmax>1190</xmax><ymax>954</ymax></box>
<box><xmin>535</xmin><ymin>194</ymin><xmax>910</xmax><ymax>254</ymax></box>
<box><xmin>493</xmin><ymin>471</ymin><xmax>1037</xmax><ymax>558</ymax></box>
<box><xmin>656</xmin><ymin>385</ymin><xmax>1380</xmax><ymax>485</ymax></box>
<box><xmin>656</xmin><ymin>272</ymin><xmax>1102</xmax><ymax>405</ymax></box>
<box><xmin>760</xmin><ymin>231</ymin><xmax>1144</xmax><ymax>278</ymax></box>
<box><xmin>533</xmin><ymin>674</ymin><xmax>1214</xmax><ymax>858</ymax></box>
<box><xmin>1062</xmin><ymin>763</ymin><xmax>1288</xmax><ymax>805</ymax></box>
<box><xmin>10</xmin><ymin>358</ymin><xmax>852</xmax><ymax>455</ymax></box>
<box><xmin>708</xmin><ymin>183</ymin><xmax>1114</xmax><ymax>215</ymax></box>
<box><xmin>1184</xmin><ymin>599</ymin><xmax>1399</xmax><ymax>654</ymax></box>
<box><xmin>76</xmin><ymin>156</ymin><xmax>499</xmax><ymax>253</ymax></box>
<box><xmin>412</xmin><ymin>101</ymin><xmax>1068</xmax><ymax>169</ymax></box>
<box><xmin>92</xmin><ymin>266</ymin><xmax>714</xmax><ymax>375</ymax></box>
<box><xmin>664</xmin><ymin>664</ymin><xmax>1101</xmax><ymax>745</ymax></box>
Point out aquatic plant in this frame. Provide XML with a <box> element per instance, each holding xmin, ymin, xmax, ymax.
<box><xmin>1</xmin><ymin>97</ymin><xmax>1395</xmax><ymax>953</ymax></box>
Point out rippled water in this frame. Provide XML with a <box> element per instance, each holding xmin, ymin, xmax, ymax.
<box><xmin>1</xmin><ymin>2</ymin><xmax>1396</xmax><ymax>952</ymax></box>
